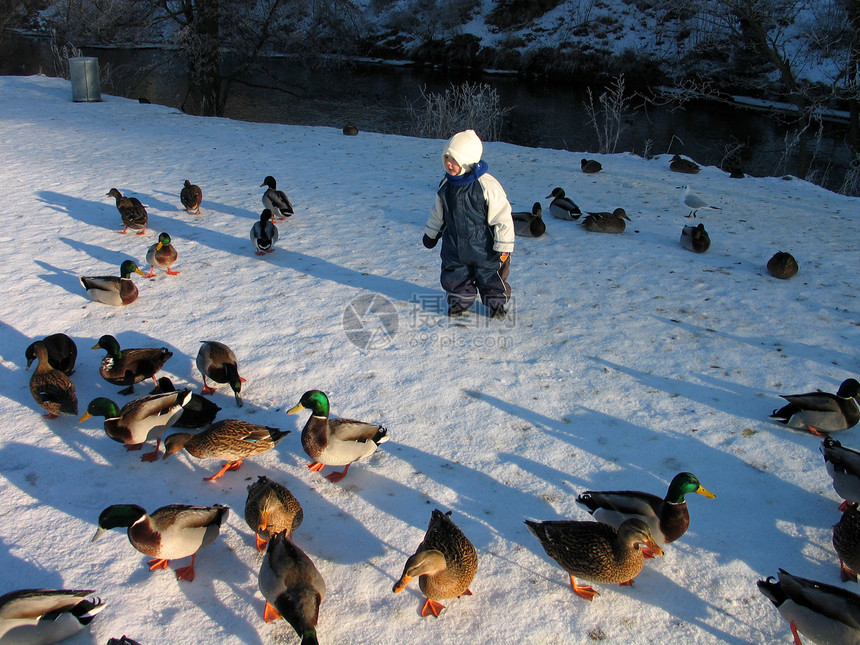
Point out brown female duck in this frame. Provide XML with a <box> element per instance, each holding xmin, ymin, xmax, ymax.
<box><xmin>245</xmin><ymin>475</ymin><xmax>304</xmax><ymax>551</ymax></box>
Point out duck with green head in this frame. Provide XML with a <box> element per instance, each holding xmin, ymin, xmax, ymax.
<box><xmin>287</xmin><ymin>390</ymin><xmax>389</xmax><ymax>483</ymax></box>
<box><xmin>576</xmin><ymin>472</ymin><xmax>715</xmax><ymax>551</ymax></box>
<box><xmin>79</xmin><ymin>389</ymin><xmax>191</xmax><ymax>461</ymax></box>
<box><xmin>92</xmin><ymin>503</ymin><xmax>228</xmax><ymax>581</ymax></box>
<box><xmin>144</xmin><ymin>232</ymin><xmax>179</xmax><ymax>278</ymax></box>
<box><xmin>92</xmin><ymin>334</ymin><xmax>173</xmax><ymax>395</ymax></box>
<box><xmin>80</xmin><ymin>260</ymin><xmax>146</xmax><ymax>306</ymax></box>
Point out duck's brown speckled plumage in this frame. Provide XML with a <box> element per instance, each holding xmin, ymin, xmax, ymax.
<box><xmin>525</xmin><ymin>517</ymin><xmax>662</xmax><ymax>600</ymax></box>
<box><xmin>670</xmin><ymin>154</ymin><xmax>700</xmax><ymax>174</ymax></box>
<box><xmin>833</xmin><ymin>504</ymin><xmax>860</xmax><ymax>582</ymax></box>
<box><xmin>180</xmin><ymin>180</ymin><xmax>202</xmax><ymax>214</ymax></box>
<box><xmin>581</xmin><ymin>208</ymin><xmax>630</xmax><ymax>234</ymax></box>
<box><xmin>163</xmin><ymin>420</ymin><xmax>289</xmax><ymax>480</ymax></box>
<box><xmin>245</xmin><ymin>476</ymin><xmax>303</xmax><ymax>551</ymax></box>
<box><xmin>393</xmin><ymin>509</ymin><xmax>477</xmax><ymax>617</ymax></box>
<box><xmin>28</xmin><ymin>341</ymin><xmax>78</xmax><ymax>418</ymax></box>
<box><xmin>107</xmin><ymin>188</ymin><xmax>147</xmax><ymax>234</ymax></box>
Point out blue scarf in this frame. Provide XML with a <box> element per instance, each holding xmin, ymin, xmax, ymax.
<box><xmin>445</xmin><ymin>160</ymin><xmax>488</xmax><ymax>186</ymax></box>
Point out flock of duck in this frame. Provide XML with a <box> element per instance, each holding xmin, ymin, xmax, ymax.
<box><xmin>8</xmin><ymin>152</ymin><xmax>858</xmax><ymax>645</ymax></box>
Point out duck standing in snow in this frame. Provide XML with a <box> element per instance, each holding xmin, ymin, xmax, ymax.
<box><xmin>151</xmin><ymin>376</ymin><xmax>221</xmax><ymax>429</ymax></box>
<box><xmin>144</xmin><ymin>232</ymin><xmax>179</xmax><ymax>277</ymax></box>
<box><xmin>546</xmin><ymin>187</ymin><xmax>581</xmax><ymax>220</ymax></box>
<box><xmin>576</xmin><ymin>472</ymin><xmax>715</xmax><ymax>550</ymax></box>
<box><xmin>163</xmin><ymin>420</ymin><xmax>289</xmax><ymax>481</ymax></box>
<box><xmin>258</xmin><ymin>530</ymin><xmax>325</xmax><ymax>642</ymax></box>
<box><xmin>180</xmin><ymin>179</ymin><xmax>202</xmax><ymax>214</ymax></box>
<box><xmin>287</xmin><ymin>389</ymin><xmax>389</xmax><ymax>483</ymax></box>
<box><xmin>28</xmin><ymin>340</ymin><xmax>78</xmax><ymax>419</ymax></box>
<box><xmin>821</xmin><ymin>437</ymin><xmax>860</xmax><ymax>509</ymax></box>
<box><xmin>251</xmin><ymin>209</ymin><xmax>279</xmax><ymax>255</ymax></box>
<box><xmin>833</xmin><ymin>503</ymin><xmax>860</xmax><ymax>582</ymax></box>
<box><xmin>525</xmin><ymin>517</ymin><xmax>662</xmax><ymax>601</ymax></box>
<box><xmin>758</xmin><ymin>569</ymin><xmax>860</xmax><ymax>645</ymax></box>
<box><xmin>92</xmin><ymin>503</ymin><xmax>228</xmax><ymax>582</ymax></box>
<box><xmin>196</xmin><ymin>340</ymin><xmax>244</xmax><ymax>407</ymax></box>
<box><xmin>0</xmin><ymin>589</ymin><xmax>106</xmax><ymax>644</ymax></box>
<box><xmin>79</xmin><ymin>389</ymin><xmax>191</xmax><ymax>461</ymax></box>
<box><xmin>107</xmin><ymin>188</ymin><xmax>148</xmax><ymax>234</ymax></box>
<box><xmin>260</xmin><ymin>176</ymin><xmax>294</xmax><ymax>219</ymax></box>
<box><xmin>767</xmin><ymin>251</ymin><xmax>799</xmax><ymax>279</ymax></box>
<box><xmin>25</xmin><ymin>333</ymin><xmax>77</xmax><ymax>375</ymax></box>
<box><xmin>770</xmin><ymin>378</ymin><xmax>860</xmax><ymax>436</ymax></box>
<box><xmin>393</xmin><ymin>509</ymin><xmax>478</xmax><ymax>617</ymax></box>
<box><xmin>80</xmin><ymin>260</ymin><xmax>146</xmax><ymax>306</ymax></box>
<box><xmin>92</xmin><ymin>334</ymin><xmax>172</xmax><ymax>395</ymax></box>
<box><xmin>245</xmin><ymin>475</ymin><xmax>303</xmax><ymax>551</ymax></box>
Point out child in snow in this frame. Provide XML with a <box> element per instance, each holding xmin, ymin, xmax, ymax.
<box><xmin>422</xmin><ymin>129</ymin><xmax>515</xmax><ymax>318</ymax></box>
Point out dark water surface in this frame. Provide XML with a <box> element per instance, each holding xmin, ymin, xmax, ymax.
<box><xmin>4</xmin><ymin>32</ymin><xmax>850</xmax><ymax>190</ymax></box>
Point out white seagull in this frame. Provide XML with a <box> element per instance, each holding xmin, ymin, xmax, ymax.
<box><xmin>678</xmin><ymin>185</ymin><xmax>721</xmax><ymax>218</ymax></box>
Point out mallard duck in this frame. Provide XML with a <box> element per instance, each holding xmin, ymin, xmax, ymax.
<box><xmin>670</xmin><ymin>154</ymin><xmax>700</xmax><ymax>174</ymax></box>
<box><xmin>525</xmin><ymin>517</ymin><xmax>663</xmax><ymax>600</ymax></box>
<box><xmin>343</xmin><ymin>122</ymin><xmax>359</xmax><ymax>136</ymax></box>
<box><xmin>833</xmin><ymin>504</ymin><xmax>860</xmax><ymax>582</ymax></box>
<box><xmin>196</xmin><ymin>341</ymin><xmax>244</xmax><ymax>407</ymax></box>
<box><xmin>107</xmin><ymin>637</ymin><xmax>141</xmax><ymax>645</ymax></box>
<box><xmin>821</xmin><ymin>437</ymin><xmax>860</xmax><ymax>509</ymax></box>
<box><xmin>0</xmin><ymin>589</ymin><xmax>106</xmax><ymax>644</ymax></box>
<box><xmin>180</xmin><ymin>179</ymin><xmax>202</xmax><ymax>214</ymax></box>
<box><xmin>260</xmin><ymin>176</ymin><xmax>294</xmax><ymax>219</ymax></box>
<box><xmin>245</xmin><ymin>476</ymin><xmax>303</xmax><ymax>552</ymax></box>
<box><xmin>163</xmin><ymin>420</ymin><xmax>289</xmax><ymax>481</ymax></box>
<box><xmin>512</xmin><ymin>202</ymin><xmax>546</xmax><ymax>237</ymax></box>
<box><xmin>251</xmin><ymin>210</ymin><xmax>279</xmax><ymax>255</ymax></box>
<box><xmin>287</xmin><ymin>390</ymin><xmax>389</xmax><ymax>483</ymax></box>
<box><xmin>758</xmin><ymin>569</ymin><xmax>860</xmax><ymax>645</ymax></box>
<box><xmin>25</xmin><ymin>333</ymin><xmax>77</xmax><ymax>375</ymax></box>
<box><xmin>581</xmin><ymin>208</ymin><xmax>631</xmax><ymax>233</ymax></box>
<box><xmin>680</xmin><ymin>223</ymin><xmax>710</xmax><ymax>253</ymax></box>
<box><xmin>581</xmin><ymin>158</ymin><xmax>602</xmax><ymax>174</ymax></box>
<box><xmin>80</xmin><ymin>260</ymin><xmax>146</xmax><ymax>306</ymax></box>
<box><xmin>28</xmin><ymin>341</ymin><xmax>77</xmax><ymax>419</ymax></box>
<box><xmin>79</xmin><ymin>390</ymin><xmax>191</xmax><ymax>461</ymax></box>
<box><xmin>575</xmin><ymin>472</ymin><xmax>716</xmax><ymax>549</ymax></box>
<box><xmin>679</xmin><ymin>185</ymin><xmax>721</xmax><ymax>218</ymax></box>
<box><xmin>92</xmin><ymin>334</ymin><xmax>173</xmax><ymax>395</ymax></box>
<box><xmin>106</xmin><ymin>188</ymin><xmax>147</xmax><ymax>234</ymax></box>
<box><xmin>546</xmin><ymin>187</ymin><xmax>581</xmax><ymax>220</ymax></box>
<box><xmin>770</xmin><ymin>378</ymin><xmax>860</xmax><ymax>436</ymax></box>
<box><xmin>151</xmin><ymin>377</ymin><xmax>221</xmax><ymax>429</ymax></box>
<box><xmin>144</xmin><ymin>232</ymin><xmax>179</xmax><ymax>277</ymax></box>
<box><xmin>258</xmin><ymin>530</ymin><xmax>326</xmax><ymax>643</ymax></box>
<box><xmin>393</xmin><ymin>509</ymin><xmax>478</xmax><ymax>617</ymax></box>
<box><xmin>767</xmin><ymin>251</ymin><xmax>799</xmax><ymax>279</ymax></box>
<box><xmin>92</xmin><ymin>503</ymin><xmax>228</xmax><ymax>581</ymax></box>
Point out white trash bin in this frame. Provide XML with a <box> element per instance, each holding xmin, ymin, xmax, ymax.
<box><xmin>69</xmin><ymin>57</ymin><xmax>101</xmax><ymax>102</ymax></box>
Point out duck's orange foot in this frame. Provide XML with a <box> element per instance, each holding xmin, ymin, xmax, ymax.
<box><xmin>201</xmin><ymin>386</ymin><xmax>217</xmax><ymax>395</ymax></box>
<box><xmin>570</xmin><ymin>575</ymin><xmax>599</xmax><ymax>601</ymax></box>
<box><xmin>204</xmin><ymin>461</ymin><xmax>242</xmax><ymax>481</ymax></box>
<box><xmin>136</xmin><ymin>229</ymin><xmax>146</xmax><ymax>236</ymax></box>
<box><xmin>144</xmin><ymin>268</ymin><xmax>156</xmax><ymax>278</ymax></box>
<box><xmin>263</xmin><ymin>601</ymin><xmax>282</xmax><ymax>623</ymax></box>
<box><xmin>140</xmin><ymin>448</ymin><xmax>160</xmax><ymax>462</ymax></box>
<box><xmin>175</xmin><ymin>566</ymin><xmax>195</xmax><ymax>582</ymax></box>
<box><xmin>118</xmin><ymin>229</ymin><xmax>128</xmax><ymax>234</ymax></box>
<box><xmin>420</xmin><ymin>598</ymin><xmax>446</xmax><ymax>618</ymax></box>
<box><xmin>807</xmin><ymin>425</ymin><xmax>828</xmax><ymax>437</ymax></box>
<box><xmin>459</xmin><ymin>589</ymin><xmax>473</xmax><ymax>597</ymax></box>
<box><xmin>167</xmin><ymin>268</ymin><xmax>180</xmax><ymax>275</ymax></box>
<box><xmin>148</xmin><ymin>558</ymin><xmax>170</xmax><ymax>571</ymax></box>
<box><xmin>618</xmin><ymin>579</ymin><xmax>635</xmax><ymax>587</ymax></box>
<box><xmin>841</xmin><ymin>561</ymin><xmax>859</xmax><ymax>583</ymax></box>
<box><xmin>307</xmin><ymin>462</ymin><xmax>325</xmax><ymax>472</ymax></box>
<box><xmin>325</xmin><ymin>465</ymin><xmax>350</xmax><ymax>483</ymax></box>
<box><xmin>255</xmin><ymin>251</ymin><xmax>265</xmax><ymax>256</ymax></box>
<box><xmin>42</xmin><ymin>412</ymin><xmax>59</xmax><ymax>419</ymax></box>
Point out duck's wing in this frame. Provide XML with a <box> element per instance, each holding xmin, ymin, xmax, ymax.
<box><xmin>781</xmin><ymin>392</ymin><xmax>841</xmax><ymax>412</ymax></box>
<box><xmin>329</xmin><ymin>418</ymin><xmax>385</xmax><ymax>442</ymax></box>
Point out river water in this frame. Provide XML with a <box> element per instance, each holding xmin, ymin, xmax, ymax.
<box><xmin>3</xmin><ymin>32</ymin><xmax>851</xmax><ymax>191</ymax></box>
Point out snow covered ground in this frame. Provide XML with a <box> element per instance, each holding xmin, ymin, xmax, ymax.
<box><xmin>0</xmin><ymin>74</ymin><xmax>858</xmax><ymax>644</ymax></box>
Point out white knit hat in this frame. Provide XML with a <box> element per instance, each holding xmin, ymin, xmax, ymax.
<box><xmin>442</xmin><ymin>129</ymin><xmax>483</xmax><ymax>171</ymax></box>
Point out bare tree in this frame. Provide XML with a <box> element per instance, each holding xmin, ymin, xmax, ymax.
<box><xmin>584</xmin><ymin>74</ymin><xmax>632</xmax><ymax>154</ymax></box>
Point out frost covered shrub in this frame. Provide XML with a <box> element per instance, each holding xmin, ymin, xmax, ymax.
<box><xmin>407</xmin><ymin>81</ymin><xmax>511</xmax><ymax>141</ymax></box>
